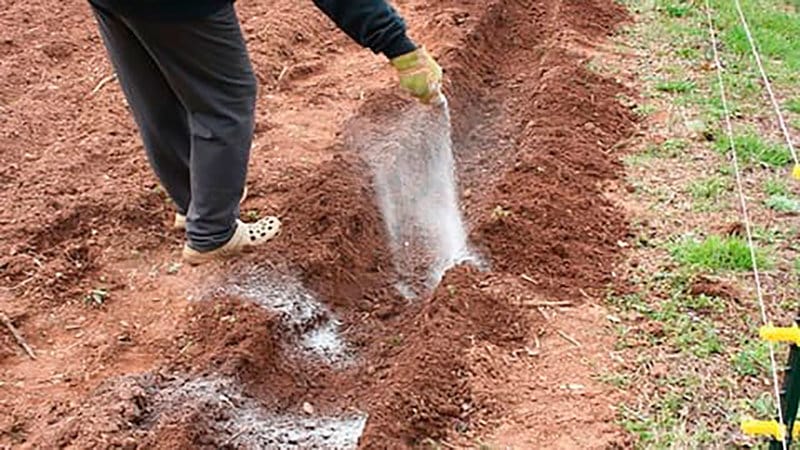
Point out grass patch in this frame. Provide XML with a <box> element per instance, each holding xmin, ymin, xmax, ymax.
<box><xmin>765</xmin><ymin>194</ymin><xmax>800</xmax><ymax>213</ymax></box>
<box><xmin>633</xmin><ymin>102</ymin><xmax>658</xmax><ymax>117</ymax></box>
<box><xmin>672</xmin><ymin>318</ymin><xmax>725</xmax><ymax>357</ymax></box>
<box><xmin>764</xmin><ymin>177</ymin><xmax>788</xmax><ymax>196</ymax></box>
<box><xmin>688</xmin><ymin>175</ymin><xmax>729</xmax><ymax>203</ymax></box>
<box><xmin>714</xmin><ymin>131</ymin><xmax>793</xmax><ymax>167</ymax></box>
<box><xmin>655</xmin><ymin>79</ymin><xmax>695</xmax><ymax>94</ymax></box>
<box><xmin>630</xmin><ymin>139</ymin><xmax>690</xmax><ymax>164</ymax></box>
<box><xmin>597</xmin><ymin>371</ymin><xmax>632</xmax><ymax>388</ymax></box>
<box><xmin>787</xmin><ymin>97</ymin><xmax>800</xmax><ymax>114</ymax></box>
<box><xmin>661</xmin><ymin>138</ymin><xmax>689</xmax><ymax>156</ymax></box>
<box><xmin>670</xmin><ymin>235</ymin><xmax>769</xmax><ymax>271</ymax></box>
<box><xmin>610</xmin><ymin>0</ymin><xmax>799</xmax><ymax>447</ymax></box>
<box><xmin>712</xmin><ymin>0</ymin><xmax>800</xmax><ymax>84</ymax></box>
<box><xmin>732</xmin><ymin>339</ymin><xmax>770</xmax><ymax>377</ymax></box>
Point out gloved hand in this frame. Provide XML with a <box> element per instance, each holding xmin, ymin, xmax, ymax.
<box><xmin>391</xmin><ymin>47</ymin><xmax>443</xmax><ymax>104</ymax></box>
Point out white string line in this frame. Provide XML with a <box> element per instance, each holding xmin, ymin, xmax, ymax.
<box><xmin>733</xmin><ymin>0</ymin><xmax>799</xmax><ymax>166</ymax></box>
<box><xmin>703</xmin><ymin>2</ymin><xmax>786</xmax><ymax>445</ymax></box>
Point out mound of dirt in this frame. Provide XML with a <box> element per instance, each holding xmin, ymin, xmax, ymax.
<box><xmin>357</xmin><ymin>265</ymin><xmax>529</xmax><ymax>447</ymax></box>
<box><xmin>476</xmin><ymin>60</ymin><xmax>635</xmax><ymax>300</ymax></box>
<box><xmin>263</xmin><ymin>154</ymin><xmax>398</xmax><ymax>309</ymax></box>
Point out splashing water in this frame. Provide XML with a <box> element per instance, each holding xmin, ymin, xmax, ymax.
<box><xmin>355</xmin><ymin>95</ymin><xmax>479</xmax><ymax>297</ymax></box>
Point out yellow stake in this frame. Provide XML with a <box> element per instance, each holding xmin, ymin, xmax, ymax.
<box><xmin>793</xmin><ymin>164</ymin><xmax>800</xmax><ymax>181</ymax></box>
<box><xmin>760</xmin><ymin>325</ymin><xmax>800</xmax><ymax>345</ymax></box>
<box><xmin>742</xmin><ymin>419</ymin><xmax>785</xmax><ymax>440</ymax></box>
<box><xmin>741</xmin><ymin>419</ymin><xmax>800</xmax><ymax>439</ymax></box>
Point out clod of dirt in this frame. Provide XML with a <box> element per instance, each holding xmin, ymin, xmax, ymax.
<box><xmin>689</xmin><ymin>276</ymin><xmax>741</xmax><ymax>302</ymax></box>
<box><xmin>722</xmin><ymin>221</ymin><xmax>745</xmax><ymax>237</ymax></box>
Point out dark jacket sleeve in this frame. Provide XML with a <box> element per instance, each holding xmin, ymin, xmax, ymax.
<box><xmin>312</xmin><ymin>0</ymin><xmax>417</xmax><ymax>58</ymax></box>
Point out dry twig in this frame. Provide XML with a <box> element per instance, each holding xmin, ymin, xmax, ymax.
<box><xmin>556</xmin><ymin>329</ymin><xmax>582</xmax><ymax>348</ymax></box>
<box><xmin>522</xmin><ymin>300</ymin><xmax>573</xmax><ymax>308</ymax></box>
<box><xmin>90</xmin><ymin>73</ymin><xmax>117</xmax><ymax>96</ymax></box>
<box><xmin>1</xmin><ymin>312</ymin><xmax>36</xmax><ymax>359</ymax></box>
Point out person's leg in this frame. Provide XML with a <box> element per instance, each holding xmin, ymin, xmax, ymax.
<box><xmin>122</xmin><ymin>5</ymin><xmax>255</xmax><ymax>251</ymax></box>
<box><xmin>91</xmin><ymin>5</ymin><xmax>192</xmax><ymax>215</ymax></box>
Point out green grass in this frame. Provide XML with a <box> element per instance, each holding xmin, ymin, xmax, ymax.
<box><xmin>619</xmin><ymin>398</ymin><xmax>716</xmax><ymax>448</ymax></box>
<box><xmin>714</xmin><ymin>131</ymin><xmax>793</xmax><ymax>167</ymax></box>
<box><xmin>657</xmin><ymin>1</ymin><xmax>693</xmax><ymax>18</ymax></box>
<box><xmin>787</xmin><ymin>98</ymin><xmax>800</xmax><ymax>114</ymax></box>
<box><xmin>597</xmin><ymin>371</ymin><xmax>632</xmax><ymax>388</ymax></box>
<box><xmin>765</xmin><ymin>194</ymin><xmax>800</xmax><ymax>212</ymax></box>
<box><xmin>633</xmin><ymin>102</ymin><xmax>658</xmax><ymax>117</ymax></box>
<box><xmin>670</xmin><ymin>235</ymin><xmax>770</xmax><ymax>271</ymax></box>
<box><xmin>688</xmin><ymin>175</ymin><xmax>729</xmax><ymax>201</ymax></box>
<box><xmin>628</xmin><ymin>139</ymin><xmax>690</xmax><ymax>165</ymax></box>
<box><xmin>711</xmin><ymin>0</ymin><xmax>800</xmax><ymax>85</ymax></box>
<box><xmin>655</xmin><ymin>79</ymin><xmax>696</xmax><ymax>94</ymax></box>
<box><xmin>746</xmin><ymin>392</ymin><xmax>777</xmax><ymax>419</ymax></box>
<box><xmin>732</xmin><ymin>339</ymin><xmax>771</xmax><ymax>377</ymax></box>
<box><xmin>764</xmin><ymin>177</ymin><xmax>789</xmax><ymax>196</ymax></box>
<box><xmin>653</xmin><ymin>295</ymin><xmax>726</xmax><ymax>357</ymax></box>
<box><xmin>661</xmin><ymin>138</ymin><xmax>689</xmax><ymax>156</ymax></box>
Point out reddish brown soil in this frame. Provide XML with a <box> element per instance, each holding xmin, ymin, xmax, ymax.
<box><xmin>1</xmin><ymin>0</ymin><xmax>637</xmax><ymax>448</ymax></box>
<box><xmin>690</xmin><ymin>276</ymin><xmax>742</xmax><ymax>303</ymax></box>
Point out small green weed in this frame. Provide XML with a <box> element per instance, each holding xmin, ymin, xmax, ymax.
<box><xmin>688</xmin><ymin>175</ymin><xmax>729</xmax><ymax>201</ymax></box>
<box><xmin>677</xmin><ymin>47</ymin><xmax>700</xmax><ymax>59</ymax></box>
<box><xmin>732</xmin><ymin>339</ymin><xmax>770</xmax><ymax>377</ymax></box>
<box><xmin>661</xmin><ymin>138</ymin><xmax>689</xmax><ymax>156</ymax></box>
<box><xmin>597</xmin><ymin>371</ymin><xmax>632</xmax><ymax>388</ymax></box>
<box><xmin>764</xmin><ymin>177</ymin><xmax>788</xmax><ymax>196</ymax></box>
<box><xmin>747</xmin><ymin>392</ymin><xmax>777</xmax><ymax>419</ymax></box>
<box><xmin>682</xmin><ymin>293</ymin><xmax>726</xmax><ymax>315</ymax></box>
<box><xmin>765</xmin><ymin>194</ymin><xmax>800</xmax><ymax>213</ymax></box>
<box><xmin>655</xmin><ymin>79</ymin><xmax>695</xmax><ymax>93</ymax></box>
<box><xmin>166</xmin><ymin>262</ymin><xmax>182</xmax><ymax>275</ymax></box>
<box><xmin>634</xmin><ymin>102</ymin><xmax>658</xmax><ymax>117</ymax></box>
<box><xmin>670</xmin><ymin>235</ymin><xmax>769</xmax><ymax>271</ymax></box>
<box><xmin>786</xmin><ymin>98</ymin><xmax>800</xmax><ymax>114</ymax></box>
<box><xmin>714</xmin><ymin>131</ymin><xmax>793</xmax><ymax>167</ymax></box>
<box><xmin>661</xmin><ymin>2</ymin><xmax>692</xmax><ymax>18</ymax></box>
<box><xmin>657</xmin><ymin>303</ymin><xmax>725</xmax><ymax>357</ymax></box>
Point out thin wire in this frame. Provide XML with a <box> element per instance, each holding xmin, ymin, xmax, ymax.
<box><xmin>704</xmin><ymin>2</ymin><xmax>786</xmax><ymax>446</ymax></box>
<box><xmin>733</xmin><ymin>0</ymin><xmax>799</xmax><ymax>166</ymax></box>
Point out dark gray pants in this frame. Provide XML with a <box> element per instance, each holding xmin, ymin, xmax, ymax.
<box><xmin>92</xmin><ymin>4</ymin><xmax>255</xmax><ymax>251</ymax></box>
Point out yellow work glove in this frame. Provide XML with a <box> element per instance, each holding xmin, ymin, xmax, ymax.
<box><xmin>391</xmin><ymin>47</ymin><xmax>443</xmax><ymax>104</ymax></box>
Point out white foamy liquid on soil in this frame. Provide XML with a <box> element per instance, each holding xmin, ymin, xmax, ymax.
<box><xmin>161</xmin><ymin>376</ymin><xmax>366</xmax><ymax>449</ymax></box>
<box><xmin>362</xmin><ymin>96</ymin><xmax>478</xmax><ymax>297</ymax></box>
<box><xmin>213</xmin><ymin>268</ymin><xmax>351</xmax><ymax>365</ymax></box>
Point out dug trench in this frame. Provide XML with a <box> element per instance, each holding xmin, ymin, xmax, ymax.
<box><xmin>1</xmin><ymin>0</ymin><xmax>636</xmax><ymax>448</ymax></box>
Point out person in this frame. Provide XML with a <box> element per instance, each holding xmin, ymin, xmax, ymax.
<box><xmin>87</xmin><ymin>0</ymin><xmax>443</xmax><ymax>265</ymax></box>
